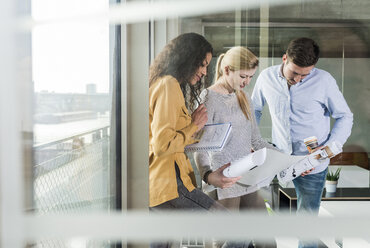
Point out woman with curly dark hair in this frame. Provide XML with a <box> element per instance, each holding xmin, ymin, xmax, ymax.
<box><xmin>150</xmin><ymin>33</ymin><xmax>210</xmax><ymax>209</ymax></box>
<box><xmin>149</xmin><ymin>32</ymin><xmax>211</xmax><ymax>112</ymax></box>
<box><xmin>149</xmin><ymin>32</ymin><xmax>244</xmax><ymax>212</ymax></box>
<box><xmin>149</xmin><ymin>32</ymin><xmax>249</xmax><ymax>248</ymax></box>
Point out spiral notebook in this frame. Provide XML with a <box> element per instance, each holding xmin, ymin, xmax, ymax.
<box><xmin>185</xmin><ymin>123</ymin><xmax>232</xmax><ymax>152</ymax></box>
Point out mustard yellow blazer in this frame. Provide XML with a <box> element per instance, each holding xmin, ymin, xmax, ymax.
<box><xmin>149</xmin><ymin>75</ymin><xmax>198</xmax><ymax>207</ymax></box>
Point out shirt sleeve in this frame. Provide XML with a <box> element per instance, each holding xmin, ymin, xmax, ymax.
<box><xmin>194</xmin><ymin>151</ymin><xmax>212</xmax><ymax>179</ymax></box>
<box><xmin>251</xmin><ymin>75</ymin><xmax>266</xmax><ymax>125</ymax></box>
<box><xmin>247</xmin><ymin>92</ymin><xmax>277</xmax><ymax>151</ymax></box>
<box><xmin>325</xmin><ymin>78</ymin><xmax>353</xmax><ymax>147</ymax></box>
<box><xmin>150</xmin><ymin>80</ymin><xmax>198</xmax><ymax>157</ymax></box>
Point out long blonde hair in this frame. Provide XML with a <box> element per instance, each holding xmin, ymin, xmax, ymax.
<box><xmin>215</xmin><ymin>46</ymin><xmax>258</xmax><ymax>120</ymax></box>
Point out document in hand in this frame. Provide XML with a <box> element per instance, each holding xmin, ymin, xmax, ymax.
<box><xmin>223</xmin><ymin>148</ymin><xmax>267</xmax><ymax>177</ymax></box>
<box><xmin>184</xmin><ymin>123</ymin><xmax>232</xmax><ymax>152</ymax></box>
<box><xmin>237</xmin><ymin>149</ymin><xmax>305</xmax><ymax>186</ymax></box>
<box><xmin>223</xmin><ymin>148</ymin><xmax>305</xmax><ymax>185</ymax></box>
<box><xmin>277</xmin><ymin>141</ymin><xmax>342</xmax><ymax>183</ymax></box>
<box><xmin>224</xmin><ymin>141</ymin><xmax>342</xmax><ymax>187</ymax></box>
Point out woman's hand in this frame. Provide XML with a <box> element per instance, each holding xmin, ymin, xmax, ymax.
<box><xmin>191</xmin><ymin>104</ymin><xmax>208</xmax><ymax>132</ymax></box>
<box><xmin>208</xmin><ymin>163</ymin><xmax>241</xmax><ymax>189</ymax></box>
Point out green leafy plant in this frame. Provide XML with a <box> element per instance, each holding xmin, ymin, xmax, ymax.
<box><xmin>326</xmin><ymin>167</ymin><xmax>341</xmax><ymax>181</ymax></box>
<box><xmin>264</xmin><ymin>199</ymin><xmax>274</xmax><ymax>216</ymax></box>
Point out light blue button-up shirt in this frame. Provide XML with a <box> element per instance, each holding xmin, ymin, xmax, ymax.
<box><xmin>251</xmin><ymin>64</ymin><xmax>353</xmax><ymax>174</ymax></box>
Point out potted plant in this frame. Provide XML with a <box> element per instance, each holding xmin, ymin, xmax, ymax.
<box><xmin>325</xmin><ymin>167</ymin><xmax>341</xmax><ymax>193</ymax></box>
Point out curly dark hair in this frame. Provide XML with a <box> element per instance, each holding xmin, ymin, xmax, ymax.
<box><xmin>286</xmin><ymin>37</ymin><xmax>320</xmax><ymax>67</ymax></box>
<box><xmin>149</xmin><ymin>33</ymin><xmax>213</xmax><ymax>111</ymax></box>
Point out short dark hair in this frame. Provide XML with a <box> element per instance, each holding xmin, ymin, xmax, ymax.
<box><xmin>286</xmin><ymin>37</ymin><xmax>320</xmax><ymax>67</ymax></box>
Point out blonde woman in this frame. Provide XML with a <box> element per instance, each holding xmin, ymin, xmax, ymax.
<box><xmin>150</xmin><ymin>35</ymin><xmax>253</xmax><ymax>248</ymax></box>
<box><xmin>194</xmin><ymin>46</ymin><xmax>276</xmax><ymax>248</ymax></box>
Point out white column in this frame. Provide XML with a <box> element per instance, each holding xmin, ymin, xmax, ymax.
<box><xmin>0</xmin><ymin>0</ymin><xmax>24</xmax><ymax>247</ymax></box>
<box><xmin>124</xmin><ymin>22</ymin><xmax>150</xmax><ymax>210</ymax></box>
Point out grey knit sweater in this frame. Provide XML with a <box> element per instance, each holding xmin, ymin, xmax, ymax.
<box><xmin>194</xmin><ymin>89</ymin><xmax>275</xmax><ymax>200</ymax></box>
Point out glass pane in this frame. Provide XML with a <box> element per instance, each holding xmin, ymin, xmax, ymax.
<box><xmin>26</xmin><ymin>239</ymin><xmax>118</xmax><ymax>248</ymax></box>
<box><xmin>178</xmin><ymin>2</ymin><xmax>370</xmax><ymax>247</ymax></box>
<box><xmin>31</xmin><ymin>0</ymin><xmax>118</xmax><ymax>216</ymax></box>
<box><xmin>182</xmin><ymin>2</ymin><xmax>370</xmax><ymax>152</ymax></box>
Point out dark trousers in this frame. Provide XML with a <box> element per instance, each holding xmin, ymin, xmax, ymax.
<box><xmin>150</xmin><ymin>164</ymin><xmax>251</xmax><ymax>248</ymax></box>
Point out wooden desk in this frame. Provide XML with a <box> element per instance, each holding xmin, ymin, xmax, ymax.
<box><xmin>278</xmin><ymin>165</ymin><xmax>370</xmax><ymax>211</ymax></box>
<box><xmin>278</xmin><ymin>165</ymin><xmax>370</xmax><ymax>247</ymax></box>
<box><xmin>279</xmin><ymin>187</ymin><xmax>370</xmax><ymax>211</ymax></box>
<box><xmin>279</xmin><ymin>165</ymin><xmax>369</xmax><ymax>188</ymax></box>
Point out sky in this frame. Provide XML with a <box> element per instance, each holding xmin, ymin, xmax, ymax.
<box><xmin>32</xmin><ymin>0</ymin><xmax>110</xmax><ymax>93</ymax></box>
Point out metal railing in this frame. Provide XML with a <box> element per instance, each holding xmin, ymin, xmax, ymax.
<box><xmin>33</xmin><ymin>125</ymin><xmax>111</xmax><ymax>214</ymax></box>
<box><xmin>32</xmin><ymin>125</ymin><xmax>112</xmax><ymax>247</ymax></box>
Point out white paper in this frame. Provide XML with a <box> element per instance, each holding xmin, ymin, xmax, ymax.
<box><xmin>237</xmin><ymin>175</ymin><xmax>275</xmax><ymax>194</ymax></box>
<box><xmin>185</xmin><ymin>123</ymin><xmax>232</xmax><ymax>152</ymax></box>
<box><xmin>223</xmin><ymin>148</ymin><xmax>266</xmax><ymax>177</ymax></box>
<box><xmin>277</xmin><ymin>141</ymin><xmax>343</xmax><ymax>183</ymax></box>
<box><xmin>237</xmin><ymin>148</ymin><xmax>305</xmax><ymax>186</ymax></box>
<box><xmin>205</xmin><ymin>142</ymin><xmax>343</xmax><ymax>193</ymax></box>
<box><xmin>277</xmin><ymin>156</ymin><xmax>320</xmax><ymax>183</ymax></box>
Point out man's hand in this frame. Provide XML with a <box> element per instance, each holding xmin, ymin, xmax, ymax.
<box><xmin>191</xmin><ymin>104</ymin><xmax>208</xmax><ymax>132</ymax></box>
<box><xmin>301</xmin><ymin>168</ymin><xmax>314</xmax><ymax>177</ymax></box>
<box><xmin>207</xmin><ymin>163</ymin><xmax>241</xmax><ymax>188</ymax></box>
<box><xmin>300</xmin><ymin>145</ymin><xmax>324</xmax><ymax>176</ymax></box>
<box><xmin>311</xmin><ymin>146</ymin><xmax>324</xmax><ymax>153</ymax></box>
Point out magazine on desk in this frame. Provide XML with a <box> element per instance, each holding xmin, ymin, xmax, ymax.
<box><xmin>185</xmin><ymin>122</ymin><xmax>232</xmax><ymax>152</ymax></box>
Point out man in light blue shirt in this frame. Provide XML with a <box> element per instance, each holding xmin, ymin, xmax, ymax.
<box><xmin>251</xmin><ymin>38</ymin><xmax>353</xmax><ymax>248</ymax></box>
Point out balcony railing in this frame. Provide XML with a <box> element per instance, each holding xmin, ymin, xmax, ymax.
<box><xmin>33</xmin><ymin>125</ymin><xmax>111</xmax><ymax>215</ymax></box>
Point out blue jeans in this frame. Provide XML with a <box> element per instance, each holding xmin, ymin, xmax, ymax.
<box><xmin>292</xmin><ymin>167</ymin><xmax>328</xmax><ymax>248</ymax></box>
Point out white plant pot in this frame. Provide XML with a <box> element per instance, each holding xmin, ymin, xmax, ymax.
<box><xmin>325</xmin><ymin>180</ymin><xmax>338</xmax><ymax>193</ymax></box>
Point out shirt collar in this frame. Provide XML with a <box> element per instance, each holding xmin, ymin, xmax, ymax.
<box><xmin>277</xmin><ymin>63</ymin><xmax>285</xmax><ymax>80</ymax></box>
<box><xmin>299</xmin><ymin>67</ymin><xmax>316</xmax><ymax>85</ymax></box>
<box><xmin>276</xmin><ymin>63</ymin><xmax>317</xmax><ymax>85</ymax></box>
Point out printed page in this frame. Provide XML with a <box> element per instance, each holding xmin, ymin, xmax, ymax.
<box><xmin>223</xmin><ymin>148</ymin><xmax>266</xmax><ymax>177</ymax></box>
<box><xmin>197</xmin><ymin>123</ymin><xmax>230</xmax><ymax>146</ymax></box>
<box><xmin>185</xmin><ymin>123</ymin><xmax>231</xmax><ymax>152</ymax></box>
<box><xmin>237</xmin><ymin>148</ymin><xmax>306</xmax><ymax>186</ymax></box>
